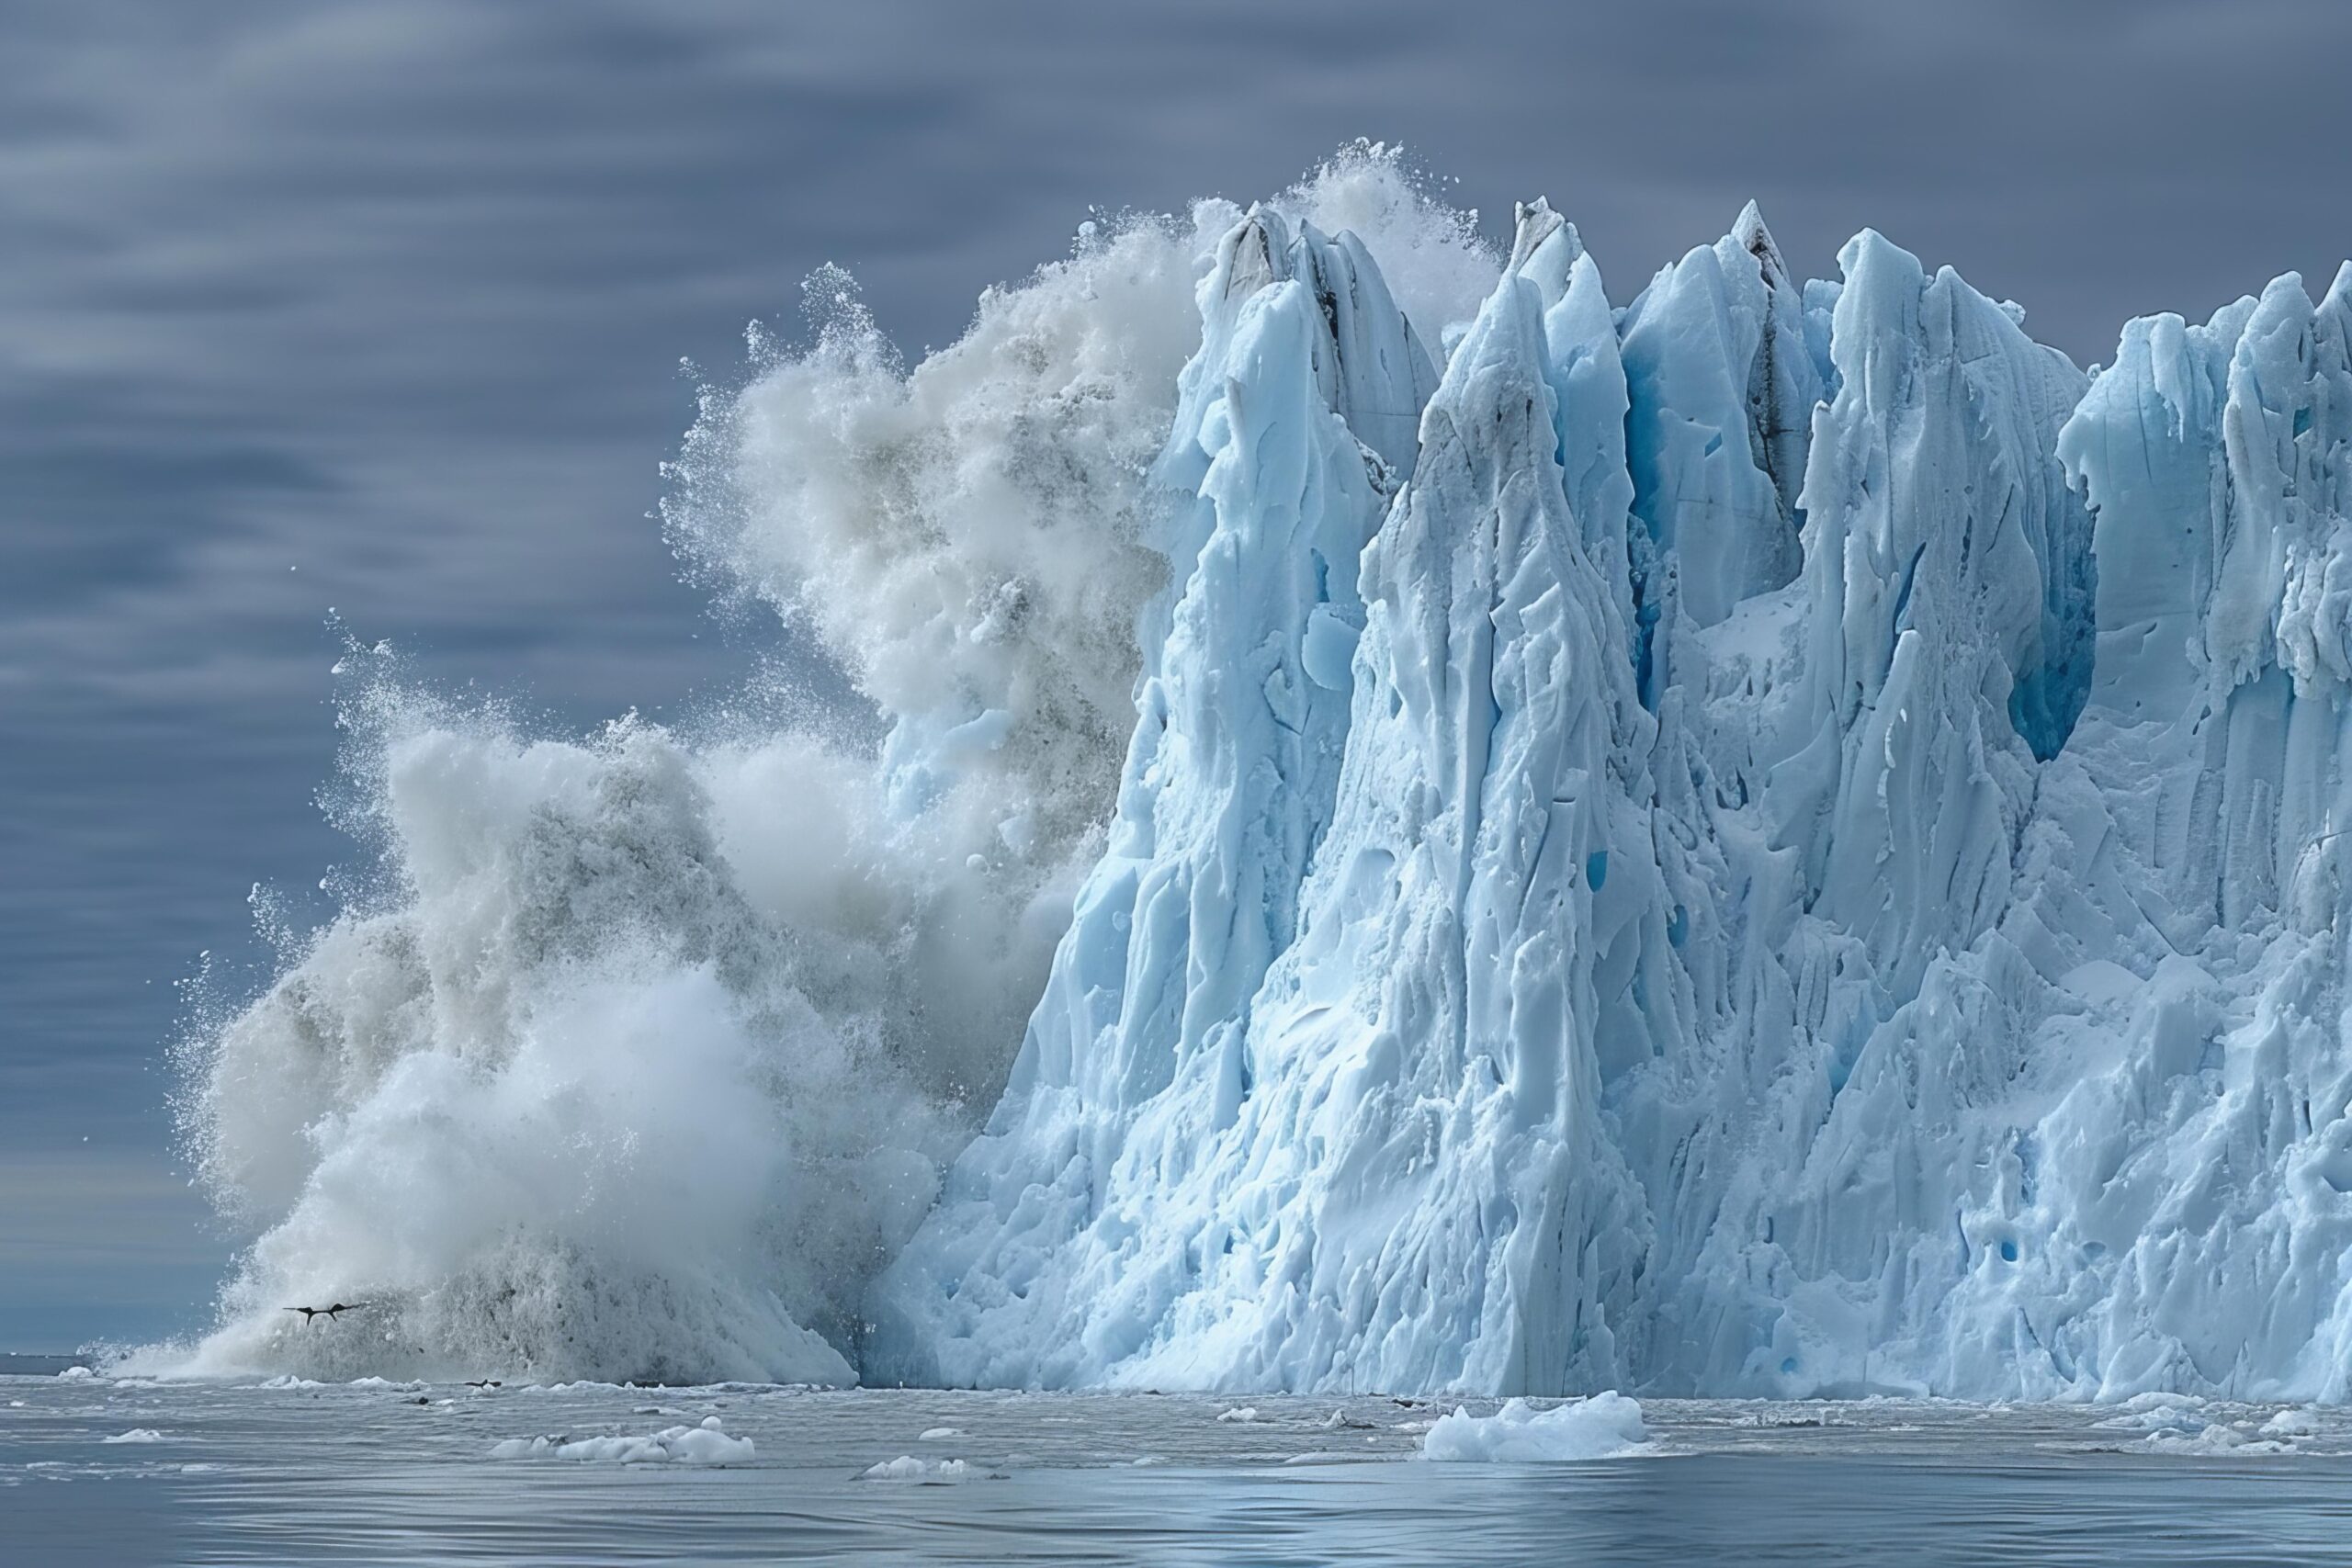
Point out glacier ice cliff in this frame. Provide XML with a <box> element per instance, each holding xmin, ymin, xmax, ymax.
<box><xmin>171</xmin><ymin>147</ymin><xmax>2352</xmax><ymax>1400</ymax></box>
<box><xmin>875</xmin><ymin>197</ymin><xmax>2352</xmax><ymax>1402</ymax></box>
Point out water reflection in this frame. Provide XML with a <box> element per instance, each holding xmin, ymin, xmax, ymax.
<box><xmin>9</xmin><ymin>1380</ymin><xmax>2352</xmax><ymax>1565</ymax></box>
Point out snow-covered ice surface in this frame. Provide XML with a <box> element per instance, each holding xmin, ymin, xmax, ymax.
<box><xmin>156</xmin><ymin>145</ymin><xmax>2352</xmax><ymax>1408</ymax></box>
<box><xmin>13</xmin><ymin>1373</ymin><xmax>2352</xmax><ymax>1565</ymax></box>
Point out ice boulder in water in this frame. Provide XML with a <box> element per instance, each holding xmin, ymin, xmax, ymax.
<box><xmin>490</xmin><ymin>1416</ymin><xmax>753</xmax><ymax>1466</ymax></box>
<box><xmin>1419</xmin><ymin>1393</ymin><xmax>1651</xmax><ymax>1462</ymax></box>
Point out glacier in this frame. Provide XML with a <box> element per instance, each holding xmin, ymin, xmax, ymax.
<box><xmin>875</xmin><ymin>194</ymin><xmax>2352</xmax><ymax>1402</ymax></box>
<box><xmin>169</xmin><ymin>147</ymin><xmax>2352</xmax><ymax>1402</ymax></box>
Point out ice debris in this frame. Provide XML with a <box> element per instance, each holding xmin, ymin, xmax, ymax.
<box><xmin>1419</xmin><ymin>1393</ymin><xmax>1651</xmax><ymax>1462</ymax></box>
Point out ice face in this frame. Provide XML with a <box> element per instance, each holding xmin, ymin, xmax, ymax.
<box><xmin>874</xmin><ymin>203</ymin><xmax>2352</xmax><ymax>1403</ymax></box>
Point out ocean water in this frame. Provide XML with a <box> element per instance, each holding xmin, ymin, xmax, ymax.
<box><xmin>8</xmin><ymin>1371</ymin><xmax>2352</xmax><ymax>1565</ymax></box>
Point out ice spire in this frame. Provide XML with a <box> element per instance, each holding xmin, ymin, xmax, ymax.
<box><xmin>1618</xmin><ymin>202</ymin><xmax>1826</xmax><ymax>641</ymax></box>
<box><xmin>2061</xmin><ymin>265</ymin><xmax>2352</xmax><ymax>930</ymax></box>
<box><xmin>1196</xmin><ymin>202</ymin><xmax>1664</xmax><ymax>1390</ymax></box>
<box><xmin>1775</xmin><ymin>230</ymin><xmax>2093</xmax><ymax>987</ymax></box>
<box><xmin>870</xmin><ymin>209</ymin><xmax>1434</xmax><ymax>1386</ymax></box>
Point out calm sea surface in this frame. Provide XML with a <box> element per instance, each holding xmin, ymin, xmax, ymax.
<box><xmin>7</xmin><ymin>1369</ymin><xmax>2352</xmax><ymax>1565</ymax></box>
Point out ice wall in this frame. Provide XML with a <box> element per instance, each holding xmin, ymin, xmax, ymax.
<box><xmin>877</xmin><ymin>201</ymin><xmax>2352</xmax><ymax>1402</ymax></box>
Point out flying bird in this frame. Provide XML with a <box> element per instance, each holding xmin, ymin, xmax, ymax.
<box><xmin>283</xmin><ymin>1302</ymin><xmax>369</xmax><ymax>1325</ymax></box>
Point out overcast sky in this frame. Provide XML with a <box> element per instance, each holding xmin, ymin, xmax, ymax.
<box><xmin>5</xmin><ymin>0</ymin><xmax>2347</xmax><ymax>1350</ymax></box>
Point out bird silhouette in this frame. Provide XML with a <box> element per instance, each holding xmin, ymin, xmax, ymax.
<box><xmin>283</xmin><ymin>1302</ymin><xmax>370</xmax><ymax>1325</ymax></box>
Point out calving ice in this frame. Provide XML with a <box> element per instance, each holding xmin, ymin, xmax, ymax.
<box><xmin>175</xmin><ymin>149</ymin><xmax>2352</xmax><ymax>1403</ymax></box>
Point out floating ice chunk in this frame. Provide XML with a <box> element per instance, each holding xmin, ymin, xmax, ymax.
<box><xmin>874</xmin><ymin>205</ymin><xmax>1437</xmax><ymax>1390</ymax></box>
<box><xmin>1216</xmin><ymin>1406</ymin><xmax>1260</xmax><ymax>1424</ymax></box>
<box><xmin>2095</xmin><ymin>1398</ymin><xmax>2211</xmax><ymax>1432</ymax></box>
<box><xmin>55</xmin><ymin>1366</ymin><xmax>95</xmax><ymax>1381</ymax></box>
<box><xmin>860</xmin><ymin>1454</ymin><xmax>969</xmax><ymax>1481</ymax></box>
<box><xmin>2143</xmin><ymin>1425</ymin><xmax>2288</xmax><ymax>1456</ymax></box>
<box><xmin>917</xmin><ymin>1427</ymin><xmax>962</xmax><ymax>1440</ymax></box>
<box><xmin>101</xmin><ymin>1429</ymin><xmax>166</xmax><ymax>1444</ymax></box>
<box><xmin>490</xmin><ymin>1416</ymin><xmax>753</xmax><ymax>1466</ymax></box>
<box><xmin>1419</xmin><ymin>1393</ymin><xmax>1651</xmax><ymax>1462</ymax></box>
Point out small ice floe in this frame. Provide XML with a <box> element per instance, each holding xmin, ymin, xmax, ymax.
<box><xmin>257</xmin><ymin>1375</ymin><xmax>323</xmax><ymax>1391</ymax></box>
<box><xmin>101</xmin><ymin>1429</ymin><xmax>166</xmax><ymax>1444</ymax></box>
<box><xmin>1216</xmin><ymin>1406</ymin><xmax>1260</xmax><ymax>1423</ymax></box>
<box><xmin>490</xmin><ymin>1416</ymin><xmax>753</xmax><ymax>1466</ymax></box>
<box><xmin>519</xmin><ymin>1381</ymin><xmax>625</xmax><ymax>1396</ymax></box>
<box><xmin>55</xmin><ymin>1367</ymin><xmax>96</xmax><ymax>1382</ymax></box>
<box><xmin>2094</xmin><ymin>1393</ymin><xmax>2211</xmax><ymax>1432</ymax></box>
<box><xmin>2083</xmin><ymin>1395</ymin><xmax>2296</xmax><ymax>1455</ymax></box>
<box><xmin>859</xmin><ymin>1455</ymin><xmax>969</xmax><ymax>1481</ymax></box>
<box><xmin>2143</xmin><ymin>1424</ymin><xmax>2290</xmax><ymax>1456</ymax></box>
<box><xmin>2263</xmin><ymin>1406</ymin><xmax>2325</xmax><ymax>1438</ymax></box>
<box><xmin>917</xmin><ymin>1427</ymin><xmax>962</xmax><ymax>1440</ymax></box>
<box><xmin>1419</xmin><ymin>1393</ymin><xmax>1651</xmax><ymax>1462</ymax></box>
